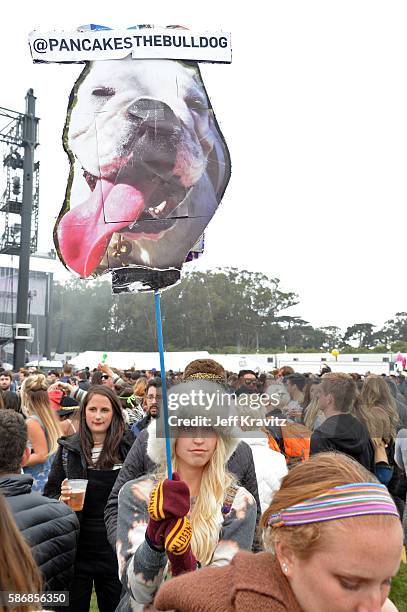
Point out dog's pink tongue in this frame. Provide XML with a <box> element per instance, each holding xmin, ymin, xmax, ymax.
<box><xmin>58</xmin><ymin>179</ymin><xmax>144</xmax><ymax>277</ymax></box>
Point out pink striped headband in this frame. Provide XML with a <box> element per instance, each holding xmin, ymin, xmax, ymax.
<box><xmin>267</xmin><ymin>483</ymin><xmax>399</xmax><ymax>527</ymax></box>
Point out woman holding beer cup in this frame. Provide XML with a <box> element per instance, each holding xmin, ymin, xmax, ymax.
<box><xmin>44</xmin><ymin>385</ymin><xmax>134</xmax><ymax>612</ymax></box>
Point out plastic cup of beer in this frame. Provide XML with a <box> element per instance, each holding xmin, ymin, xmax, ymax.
<box><xmin>67</xmin><ymin>479</ymin><xmax>88</xmax><ymax>511</ymax></box>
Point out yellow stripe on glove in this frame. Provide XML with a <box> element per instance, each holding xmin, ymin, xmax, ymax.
<box><xmin>148</xmin><ymin>481</ymin><xmax>165</xmax><ymax>521</ymax></box>
<box><xmin>165</xmin><ymin>516</ymin><xmax>192</xmax><ymax>555</ymax></box>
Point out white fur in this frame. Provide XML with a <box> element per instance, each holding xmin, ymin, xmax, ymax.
<box><xmin>146</xmin><ymin>418</ymin><xmax>240</xmax><ymax>468</ymax></box>
<box><xmin>68</xmin><ymin>56</ymin><xmax>213</xmax><ymax>192</ymax></box>
<box><xmin>62</xmin><ymin>56</ymin><xmax>227</xmax><ymax>271</ymax></box>
<box><xmin>146</xmin><ymin>381</ymin><xmax>241</xmax><ymax>467</ymax></box>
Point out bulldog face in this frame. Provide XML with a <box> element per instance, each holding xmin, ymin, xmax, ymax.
<box><xmin>55</xmin><ymin>56</ymin><xmax>231</xmax><ymax>289</ymax></box>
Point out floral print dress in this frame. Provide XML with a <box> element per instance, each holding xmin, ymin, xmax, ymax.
<box><xmin>23</xmin><ymin>414</ymin><xmax>55</xmax><ymax>494</ymax></box>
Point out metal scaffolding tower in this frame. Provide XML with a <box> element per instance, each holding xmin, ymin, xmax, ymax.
<box><xmin>0</xmin><ymin>113</ymin><xmax>39</xmax><ymax>254</ymax></box>
<box><xmin>0</xmin><ymin>91</ymin><xmax>39</xmax><ymax>368</ymax></box>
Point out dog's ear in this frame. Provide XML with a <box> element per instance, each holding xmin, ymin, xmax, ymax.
<box><xmin>205</xmin><ymin>114</ymin><xmax>231</xmax><ymax>199</ymax></box>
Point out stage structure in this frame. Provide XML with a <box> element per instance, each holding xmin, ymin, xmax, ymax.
<box><xmin>0</xmin><ymin>90</ymin><xmax>39</xmax><ymax>368</ymax></box>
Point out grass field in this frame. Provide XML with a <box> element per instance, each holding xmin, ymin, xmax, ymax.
<box><xmin>391</xmin><ymin>562</ymin><xmax>407</xmax><ymax>612</ymax></box>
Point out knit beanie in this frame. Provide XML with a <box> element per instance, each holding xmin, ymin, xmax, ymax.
<box><xmin>183</xmin><ymin>359</ymin><xmax>226</xmax><ymax>383</ymax></box>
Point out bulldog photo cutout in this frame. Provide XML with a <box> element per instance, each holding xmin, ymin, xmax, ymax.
<box><xmin>54</xmin><ymin>40</ymin><xmax>231</xmax><ymax>292</ymax></box>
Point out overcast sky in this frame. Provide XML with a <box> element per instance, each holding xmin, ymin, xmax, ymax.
<box><xmin>1</xmin><ymin>1</ymin><xmax>406</xmax><ymax>332</ymax></box>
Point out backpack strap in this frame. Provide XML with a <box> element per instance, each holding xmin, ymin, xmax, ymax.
<box><xmin>221</xmin><ymin>482</ymin><xmax>239</xmax><ymax>516</ymax></box>
<box><xmin>62</xmin><ymin>447</ymin><xmax>69</xmax><ymax>478</ymax></box>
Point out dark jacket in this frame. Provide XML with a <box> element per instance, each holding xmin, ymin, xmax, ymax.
<box><xmin>105</xmin><ymin>428</ymin><xmax>261</xmax><ymax>550</ymax></box>
<box><xmin>396</xmin><ymin>395</ymin><xmax>407</xmax><ymax>429</ymax></box>
<box><xmin>130</xmin><ymin>413</ymin><xmax>152</xmax><ymax>437</ymax></box>
<box><xmin>310</xmin><ymin>413</ymin><xmax>375</xmax><ymax>472</ymax></box>
<box><xmin>0</xmin><ymin>473</ymin><xmax>79</xmax><ymax>592</ymax></box>
<box><xmin>44</xmin><ymin>430</ymin><xmax>135</xmax><ymax>500</ymax></box>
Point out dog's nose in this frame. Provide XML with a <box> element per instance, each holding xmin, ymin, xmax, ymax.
<box><xmin>128</xmin><ymin>98</ymin><xmax>178</xmax><ymax>135</ymax></box>
<box><xmin>129</xmin><ymin>98</ymin><xmax>180</xmax><ymax>176</ymax></box>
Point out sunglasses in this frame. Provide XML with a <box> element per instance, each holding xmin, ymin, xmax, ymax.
<box><xmin>244</xmin><ymin>379</ymin><xmax>258</xmax><ymax>386</ymax></box>
<box><xmin>101</xmin><ymin>374</ymin><xmax>110</xmax><ymax>381</ymax></box>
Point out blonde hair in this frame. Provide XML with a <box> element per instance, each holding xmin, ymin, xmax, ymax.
<box><xmin>261</xmin><ymin>452</ymin><xmax>400</xmax><ymax>559</ymax></box>
<box><xmin>303</xmin><ymin>397</ymin><xmax>323</xmax><ymax>430</ymax></box>
<box><xmin>158</xmin><ymin>436</ymin><xmax>233</xmax><ymax>566</ymax></box>
<box><xmin>21</xmin><ymin>375</ymin><xmax>62</xmax><ymax>456</ymax></box>
<box><xmin>357</xmin><ymin>376</ymin><xmax>399</xmax><ymax>440</ymax></box>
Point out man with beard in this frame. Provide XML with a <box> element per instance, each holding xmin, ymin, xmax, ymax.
<box><xmin>0</xmin><ymin>371</ymin><xmax>13</xmax><ymax>393</ymax></box>
<box><xmin>131</xmin><ymin>378</ymin><xmax>161</xmax><ymax>437</ymax></box>
<box><xmin>237</xmin><ymin>370</ymin><xmax>259</xmax><ymax>393</ymax></box>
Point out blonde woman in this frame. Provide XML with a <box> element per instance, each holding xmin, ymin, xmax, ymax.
<box><xmin>302</xmin><ymin>379</ymin><xmax>325</xmax><ymax>431</ymax></box>
<box><xmin>21</xmin><ymin>375</ymin><xmax>62</xmax><ymax>493</ymax></box>
<box><xmin>355</xmin><ymin>375</ymin><xmax>399</xmax><ymax>486</ymax></box>
<box><xmin>115</xmin><ymin>381</ymin><xmax>257</xmax><ymax>611</ymax></box>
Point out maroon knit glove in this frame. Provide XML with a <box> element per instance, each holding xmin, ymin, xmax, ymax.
<box><xmin>164</xmin><ymin>517</ymin><xmax>197</xmax><ymax>576</ymax></box>
<box><xmin>167</xmin><ymin>549</ymin><xmax>197</xmax><ymax>576</ymax></box>
<box><xmin>145</xmin><ymin>518</ymin><xmax>168</xmax><ymax>551</ymax></box>
<box><xmin>146</xmin><ymin>472</ymin><xmax>191</xmax><ymax>550</ymax></box>
<box><xmin>148</xmin><ymin>472</ymin><xmax>190</xmax><ymax>519</ymax></box>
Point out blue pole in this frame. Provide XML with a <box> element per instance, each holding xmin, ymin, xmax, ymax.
<box><xmin>154</xmin><ymin>289</ymin><xmax>173</xmax><ymax>479</ymax></box>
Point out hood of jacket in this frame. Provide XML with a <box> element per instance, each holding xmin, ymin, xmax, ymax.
<box><xmin>58</xmin><ymin>432</ymin><xmax>82</xmax><ymax>454</ymax></box>
<box><xmin>0</xmin><ymin>473</ymin><xmax>34</xmax><ymax>497</ymax></box>
<box><xmin>316</xmin><ymin>413</ymin><xmax>371</xmax><ymax>454</ymax></box>
<box><xmin>146</xmin><ymin>380</ymin><xmax>241</xmax><ymax>467</ymax></box>
<box><xmin>147</xmin><ymin>416</ymin><xmax>241</xmax><ymax>468</ymax></box>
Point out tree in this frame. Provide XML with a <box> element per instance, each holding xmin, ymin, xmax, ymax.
<box><xmin>318</xmin><ymin>326</ymin><xmax>342</xmax><ymax>351</ymax></box>
<box><xmin>342</xmin><ymin>323</ymin><xmax>376</xmax><ymax>349</ymax></box>
<box><xmin>50</xmin><ymin>269</ymin><xmax>301</xmax><ymax>353</ymax></box>
<box><xmin>274</xmin><ymin>316</ymin><xmax>309</xmax><ymax>349</ymax></box>
<box><xmin>379</xmin><ymin>312</ymin><xmax>407</xmax><ymax>346</ymax></box>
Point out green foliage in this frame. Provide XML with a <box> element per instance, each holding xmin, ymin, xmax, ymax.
<box><xmin>342</xmin><ymin>323</ymin><xmax>376</xmax><ymax>349</ymax></box>
<box><xmin>49</xmin><ymin>270</ymin><xmax>407</xmax><ymax>354</ymax></box>
<box><xmin>391</xmin><ymin>341</ymin><xmax>407</xmax><ymax>353</ymax></box>
<box><xmin>390</xmin><ymin>562</ymin><xmax>407</xmax><ymax>612</ymax></box>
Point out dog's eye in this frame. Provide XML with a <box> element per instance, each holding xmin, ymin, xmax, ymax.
<box><xmin>92</xmin><ymin>87</ymin><xmax>115</xmax><ymax>98</ymax></box>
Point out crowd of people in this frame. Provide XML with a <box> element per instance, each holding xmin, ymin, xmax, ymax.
<box><xmin>0</xmin><ymin>358</ymin><xmax>406</xmax><ymax>611</ymax></box>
